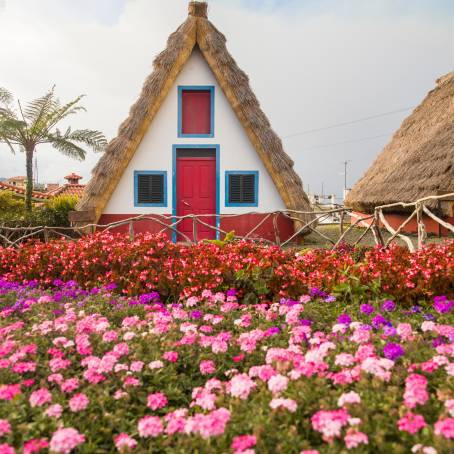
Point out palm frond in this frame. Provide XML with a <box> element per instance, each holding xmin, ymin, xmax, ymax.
<box><xmin>24</xmin><ymin>86</ymin><xmax>59</xmax><ymax>132</ymax></box>
<box><xmin>45</xmin><ymin>129</ymin><xmax>87</xmax><ymax>161</ymax></box>
<box><xmin>63</xmin><ymin>128</ymin><xmax>107</xmax><ymax>153</ymax></box>
<box><xmin>0</xmin><ymin>87</ymin><xmax>12</xmax><ymax>105</ymax></box>
<box><xmin>41</xmin><ymin>95</ymin><xmax>87</xmax><ymax>134</ymax></box>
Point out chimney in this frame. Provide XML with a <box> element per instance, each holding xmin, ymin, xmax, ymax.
<box><xmin>188</xmin><ymin>1</ymin><xmax>208</xmax><ymax>18</ymax></box>
<box><xmin>65</xmin><ymin>173</ymin><xmax>82</xmax><ymax>185</ymax></box>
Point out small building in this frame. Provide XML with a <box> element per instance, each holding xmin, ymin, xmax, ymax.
<box><xmin>345</xmin><ymin>72</ymin><xmax>454</xmax><ymax>235</ymax></box>
<box><xmin>48</xmin><ymin>174</ymin><xmax>86</xmax><ymax>198</ymax></box>
<box><xmin>0</xmin><ymin>172</ymin><xmax>86</xmax><ymax>202</ymax></box>
<box><xmin>6</xmin><ymin>176</ymin><xmax>27</xmax><ymax>188</ymax></box>
<box><xmin>75</xmin><ymin>1</ymin><xmax>312</xmax><ymax>242</ymax></box>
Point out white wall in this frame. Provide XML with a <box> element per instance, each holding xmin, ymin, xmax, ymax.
<box><xmin>103</xmin><ymin>49</ymin><xmax>286</xmax><ymax>215</ymax></box>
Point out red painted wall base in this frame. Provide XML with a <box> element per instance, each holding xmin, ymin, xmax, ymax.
<box><xmin>351</xmin><ymin>211</ymin><xmax>454</xmax><ymax>236</ymax></box>
<box><xmin>98</xmin><ymin>213</ymin><xmax>295</xmax><ymax>243</ymax></box>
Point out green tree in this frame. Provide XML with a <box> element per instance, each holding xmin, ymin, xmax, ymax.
<box><xmin>0</xmin><ymin>86</ymin><xmax>106</xmax><ymax>211</ymax></box>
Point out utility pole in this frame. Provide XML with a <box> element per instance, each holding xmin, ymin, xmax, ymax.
<box><xmin>342</xmin><ymin>160</ymin><xmax>350</xmax><ymax>190</ymax></box>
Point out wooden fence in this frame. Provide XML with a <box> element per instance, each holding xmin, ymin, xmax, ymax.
<box><xmin>0</xmin><ymin>193</ymin><xmax>453</xmax><ymax>250</ymax></box>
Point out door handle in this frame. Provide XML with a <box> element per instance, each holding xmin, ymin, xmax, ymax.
<box><xmin>182</xmin><ymin>200</ymin><xmax>191</xmax><ymax>207</ymax></box>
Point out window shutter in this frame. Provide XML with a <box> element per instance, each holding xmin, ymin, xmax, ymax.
<box><xmin>229</xmin><ymin>174</ymin><xmax>256</xmax><ymax>204</ymax></box>
<box><xmin>137</xmin><ymin>174</ymin><xmax>164</xmax><ymax>204</ymax></box>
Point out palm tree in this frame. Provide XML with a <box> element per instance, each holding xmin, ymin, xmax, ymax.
<box><xmin>0</xmin><ymin>86</ymin><xmax>106</xmax><ymax>211</ymax></box>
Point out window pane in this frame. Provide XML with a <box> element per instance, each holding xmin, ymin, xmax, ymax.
<box><xmin>228</xmin><ymin>174</ymin><xmax>256</xmax><ymax>204</ymax></box>
<box><xmin>182</xmin><ymin>90</ymin><xmax>211</xmax><ymax>135</ymax></box>
<box><xmin>137</xmin><ymin>174</ymin><xmax>164</xmax><ymax>204</ymax></box>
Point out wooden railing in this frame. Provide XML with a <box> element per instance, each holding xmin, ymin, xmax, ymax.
<box><xmin>0</xmin><ymin>193</ymin><xmax>453</xmax><ymax>250</ymax></box>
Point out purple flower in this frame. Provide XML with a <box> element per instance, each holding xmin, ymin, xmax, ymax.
<box><xmin>190</xmin><ymin>310</ymin><xmax>202</xmax><ymax>319</ymax></box>
<box><xmin>372</xmin><ymin>314</ymin><xmax>388</xmax><ymax>329</ymax></box>
<box><xmin>226</xmin><ymin>289</ymin><xmax>237</xmax><ymax>297</ymax></box>
<box><xmin>381</xmin><ymin>300</ymin><xmax>396</xmax><ymax>312</ymax></box>
<box><xmin>139</xmin><ymin>293</ymin><xmax>160</xmax><ymax>305</ymax></box>
<box><xmin>433</xmin><ymin>296</ymin><xmax>453</xmax><ymax>314</ymax></box>
<box><xmin>104</xmin><ymin>283</ymin><xmax>117</xmax><ymax>291</ymax></box>
<box><xmin>324</xmin><ymin>295</ymin><xmax>336</xmax><ymax>303</ymax></box>
<box><xmin>410</xmin><ymin>305</ymin><xmax>422</xmax><ymax>313</ymax></box>
<box><xmin>266</xmin><ymin>327</ymin><xmax>281</xmax><ymax>336</ymax></box>
<box><xmin>338</xmin><ymin>314</ymin><xmax>351</xmax><ymax>325</ymax></box>
<box><xmin>423</xmin><ymin>313</ymin><xmax>435</xmax><ymax>321</ymax></box>
<box><xmin>360</xmin><ymin>304</ymin><xmax>375</xmax><ymax>315</ymax></box>
<box><xmin>383</xmin><ymin>342</ymin><xmax>405</xmax><ymax>361</ymax></box>
<box><xmin>432</xmin><ymin>336</ymin><xmax>445</xmax><ymax>348</ymax></box>
<box><xmin>383</xmin><ymin>326</ymin><xmax>397</xmax><ymax>337</ymax></box>
<box><xmin>300</xmin><ymin>319</ymin><xmax>312</xmax><ymax>326</ymax></box>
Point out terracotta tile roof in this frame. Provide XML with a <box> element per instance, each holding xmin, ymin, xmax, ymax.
<box><xmin>0</xmin><ymin>181</ymin><xmax>48</xmax><ymax>200</ymax></box>
<box><xmin>65</xmin><ymin>173</ymin><xmax>83</xmax><ymax>180</ymax></box>
<box><xmin>48</xmin><ymin>184</ymin><xmax>86</xmax><ymax>198</ymax></box>
<box><xmin>0</xmin><ymin>182</ymin><xmax>86</xmax><ymax>200</ymax></box>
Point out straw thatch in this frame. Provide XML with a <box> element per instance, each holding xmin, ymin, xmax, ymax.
<box><xmin>76</xmin><ymin>1</ymin><xmax>313</xmax><ymax>226</ymax></box>
<box><xmin>346</xmin><ymin>71</ymin><xmax>454</xmax><ymax>215</ymax></box>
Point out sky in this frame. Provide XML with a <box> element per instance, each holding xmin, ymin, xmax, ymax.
<box><xmin>0</xmin><ymin>0</ymin><xmax>453</xmax><ymax>200</ymax></box>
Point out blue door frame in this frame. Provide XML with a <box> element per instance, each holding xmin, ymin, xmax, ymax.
<box><xmin>172</xmin><ymin>144</ymin><xmax>220</xmax><ymax>242</ymax></box>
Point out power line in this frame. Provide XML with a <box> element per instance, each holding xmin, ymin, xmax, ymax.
<box><xmin>296</xmin><ymin>132</ymin><xmax>392</xmax><ymax>152</ymax></box>
<box><xmin>283</xmin><ymin>106</ymin><xmax>414</xmax><ymax>139</ymax></box>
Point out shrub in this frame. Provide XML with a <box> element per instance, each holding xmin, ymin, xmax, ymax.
<box><xmin>0</xmin><ymin>281</ymin><xmax>452</xmax><ymax>452</ymax></box>
<box><xmin>0</xmin><ymin>233</ymin><xmax>452</xmax><ymax>302</ymax></box>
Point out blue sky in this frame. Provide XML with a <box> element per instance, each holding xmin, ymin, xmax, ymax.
<box><xmin>0</xmin><ymin>0</ymin><xmax>453</xmax><ymax>199</ymax></box>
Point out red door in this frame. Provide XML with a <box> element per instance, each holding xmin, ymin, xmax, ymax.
<box><xmin>176</xmin><ymin>156</ymin><xmax>216</xmax><ymax>241</ymax></box>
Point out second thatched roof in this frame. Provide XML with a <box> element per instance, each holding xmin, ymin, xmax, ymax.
<box><xmin>76</xmin><ymin>1</ymin><xmax>313</xmax><ymax>226</ymax></box>
<box><xmin>346</xmin><ymin>71</ymin><xmax>454</xmax><ymax>215</ymax></box>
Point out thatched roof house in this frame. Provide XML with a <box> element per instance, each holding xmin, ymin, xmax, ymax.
<box><xmin>74</xmin><ymin>1</ymin><xmax>313</xmax><ymax>242</ymax></box>
<box><xmin>346</xmin><ymin>71</ymin><xmax>454</xmax><ymax>216</ymax></box>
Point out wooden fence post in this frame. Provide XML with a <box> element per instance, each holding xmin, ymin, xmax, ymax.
<box><xmin>192</xmin><ymin>216</ymin><xmax>198</xmax><ymax>244</ymax></box>
<box><xmin>416</xmin><ymin>203</ymin><xmax>427</xmax><ymax>249</ymax></box>
<box><xmin>129</xmin><ymin>221</ymin><xmax>134</xmax><ymax>242</ymax></box>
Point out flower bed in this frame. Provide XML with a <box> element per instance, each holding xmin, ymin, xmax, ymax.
<box><xmin>0</xmin><ymin>233</ymin><xmax>453</xmax><ymax>302</ymax></box>
<box><xmin>0</xmin><ymin>280</ymin><xmax>453</xmax><ymax>452</ymax></box>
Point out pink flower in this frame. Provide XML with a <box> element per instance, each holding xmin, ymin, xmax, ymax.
<box><xmin>49</xmin><ymin>358</ymin><xmax>71</xmax><ymax>373</ymax></box>
<box><xmin>147</xmin><ymin>392</ymin><xmax>168</xmax><ymax>411</ymax></box>
<box><xmin>300</xmin><ymin>451</ymin><xmax>319</xmax><ymax>454</ymax></box>
<box><xmin>23</xmin><ymin>438</ymin><xmax>49</xmax><ymax>454</ymax></box>
<box><xmin>69</xmin><ymin>393</ymin><xmax>89</xmax><ymax>412</ymax></box>
<box><xmin>162</xmin><ymin>351</ymin><xmax>178</xmax><ymax>362</ymax></box>
<box><xmin>29</xmin><ymin>388</ymin><xmax>51</xmax><ymax>407</ymax></box>
<box><xmin>0</xmin><ymin>444</ymin><xmax>14</xmax><ymax>454</ymax></box>
<box><xmin>269</xmin><ymin>398</ymin><xmax>297</xmax><ymax>412</ymax></box>
<box><xmin>344</xmin><ymin>429</ymin><xmax>368</xmax><ymax>449</ymax></box>
<box><xmin>311</xmin><ymin>409</ymin><xmax>349</xmax><ymax>441</ymax></box>
<box><xmin>45</xmin><ymin>404</ymin><xmax>62</xmax><ymax>418</ymax></box>
<box><xmin>49</xmin><ymin>428</ymin><xmax>85</xmax><ymax>454</ymax></box>
<box><xmin>231</xmin><ymin>434</ymin><xmax>256</xmax><ymax>453</ymax></box>
<box><xmin>398</xmin><ymin>412</ymin><xmax>426</xmax><ymax>434</ymax></box>
<box><xmin>404</xmin><ymin>374</ymin><xmax>428</xmax><ymax>409</ymax></box>
<box><xmin>130</xmin><ymin>361</ymin><xmax>144</xmax><ymax>372</ymax></box>
<box><xmin>338</xmin><ymin>391</ymin><xmax>361</xmax><ymax>407</ymax></box>
<box><xmin>113</xmin><ymin>433</ymin><xmax>137</xmax><ymax>452</ymax></box>
<box><xmin>200</xmin><ymin>360</ymin><xmax>216</xmax><ymax>375</ymax></box>
<box><xmin>138</xmin><ymin>416</ymin><xmax>163</xmax><ymax>438</ymax></box>
<box><xmin>60</xmin><ymin>378</ymin><xmax>79</xmax><ymax>393</ymax></box>
<box><xmin>227</xmin><ymin>374</ymin><xmax>256</xmax><ymax>400</ymax></box>
<box><xmin>0</xmin><ymin>420</ymin><xmax>11</xmax><ymax>437</ymax></box>
<box><xmin>0</xmin><ymin>384</ymin><xmax>21</xmax><ymax>401</ymax></box>
<box><xmin>267</xmin><ymin>374</ymin><xmax>288</xmax><ymax>395</ymax></box>
<box><xmin>446</xmin><ymin>399</ymin><xmax>454</xmax><ymax>417</ymax></box>
<box><xmin>434</xmin><ymin>418</ymin><xmax>454</xmax><ymax>439</ymax></box>
<box><xmin>148</xmin><ymin>360</ymin><xmax>164</xmax><ymax>370</ymax></box>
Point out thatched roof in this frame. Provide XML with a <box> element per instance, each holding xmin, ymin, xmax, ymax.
<box><xmin>346</xmin><ymin>71</ymin><xmax>454</xmax><ymax>215</ymax></box>
<box><xmin>76</xmin><ymin>1</ymin><xmax>313</xmax><ymax>226</ymax></box>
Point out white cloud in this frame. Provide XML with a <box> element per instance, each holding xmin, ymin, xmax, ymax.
<box><xmin>0</xmin><ymin>0</ymin><xmax>453</xmax><ymax>197</ymax></box>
